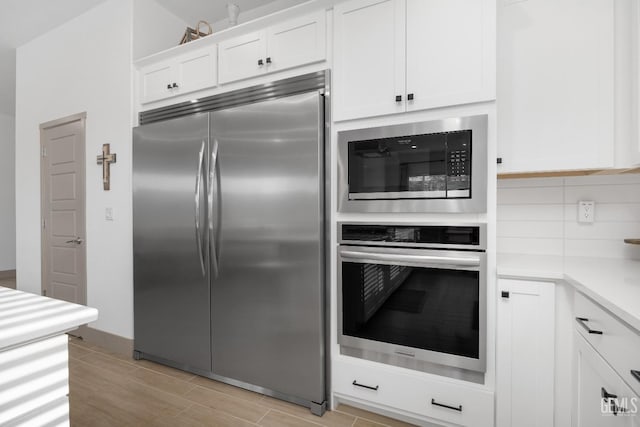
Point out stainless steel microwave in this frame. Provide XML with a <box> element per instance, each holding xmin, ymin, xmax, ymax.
<box><xmin>338</xmin><ymin>115</ymin><xmax>488</xmax><ymax>213</ymax></box>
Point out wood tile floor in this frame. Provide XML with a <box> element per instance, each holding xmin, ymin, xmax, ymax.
<box><xmin>68</xmin><ymin>337</ymin><xmax>417</xmax><ymax>427</ymax></box>
<box><xmin>0</xmin><ymin>276</ymin><xmax>16</xmax><ymax>289</ymax></box>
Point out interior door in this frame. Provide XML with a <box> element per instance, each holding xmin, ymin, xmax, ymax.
<box><xmin>210</xmin><ymin>92</ymin><xmax>325</xmax><ymax>403</ymax></box>
<box><xmin>40</xmin><ymin>113</ymin><xmax>86</xmax><ymax>305</ymax></box>
<box><xmin>133</xmin><ymin>113</ymin><xmax>211</xmax><ymax>372</ymax></box>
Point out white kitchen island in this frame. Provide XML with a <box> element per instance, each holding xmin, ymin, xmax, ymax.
<box><xmin>0</xmin><ymin>286</ymin><xmax>98</xmax><ymax>426</ymax></box>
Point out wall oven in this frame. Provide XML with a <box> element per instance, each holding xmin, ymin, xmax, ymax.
<box><xmin>338</xmin><ymin>115</ymin><xmax>487</xmax><ymax>213</ymax></box>
<box><xmin>338</xmin><ymin>222</ymin><xmax>487</xmax><ymax>383</ymax></box>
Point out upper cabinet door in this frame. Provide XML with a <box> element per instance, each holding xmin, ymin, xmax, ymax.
<box><xmin>218</xmin><ymin>31</ymin><xmax>268</xmax><ymax>85</ymax></box>
<box><xmin>266</xmin><ymin>11</ymin><xmax>327</xmax><ymax>73</ymax></box>
<box><xmin>406</xmin><ymin>0</ymin><xmax>495</xmax><ymax>112</ymax></box>
<box><xmin>333</xmin><ymin>0</ymin><xmax>406</xmax><ymax>121</ymax></box>
<box><xmin>497</xmin><ymin>0</ymin><xmax>615</xmax><ymax>173</ymax></box>
<box><xmin>139</xmin><ymin>62</ymin><xmax>175</xmax><ymax>104</ymax></box>
<box><xmin>174</xmin><ymin>45</ymin><xmax>218</xmax><ymax>97</ymax></box>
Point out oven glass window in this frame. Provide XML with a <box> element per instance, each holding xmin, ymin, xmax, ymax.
<box><xmin>342</xmin><ymin>262</ymin><xmax>479</xmax><ymax>359</ymax></box>
<box><xmin>347</xmin><ymin>130</ymin><xmax>471</xmax><ymax>198</ymax></box>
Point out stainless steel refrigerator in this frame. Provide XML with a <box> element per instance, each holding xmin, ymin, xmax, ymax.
<box><xmin>132</xmin><ymin>81</ymin><xmax>327</xmax><ymax>414</ymax></box>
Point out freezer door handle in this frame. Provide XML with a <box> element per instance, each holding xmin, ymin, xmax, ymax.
<box><xmin>195</xmin><ymin>141</ymin><xmax>206</xmax><ymax>277</ymax></box>
<box><xmin>209</xmin><ymin>138</ymin><xmax>220</xmax><ymax>278</ymax></box>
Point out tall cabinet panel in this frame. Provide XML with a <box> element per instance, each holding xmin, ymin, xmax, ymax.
<box><xmin>496</xmin><ymin>279</ymin><xmax>555</xmax><ymax>427</ymax></box>
<box><xmin>333</xmin><ymin>0</ymin><xmax>406</xmax><ymax>120</ymax></box>
<box><xmin>406</xmin><ymin>0</ymin><xmax>495</xmax><ymax>112</ymax></box>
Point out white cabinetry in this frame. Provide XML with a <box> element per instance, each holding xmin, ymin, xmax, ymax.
<box><xmin>333</xmin><ymin>0</ymin><xmax>495</xmax><ymax>121</ymax></box>
<box><xmin>574</xmin><ymin>333</ymin><xmax>639</xmax><ymax>427</ymax></box>
<box><xmin>333</xmin><ymin>357</ymin><xmax>494</xmax><ymax>426</ymax></box>
<box><xmin>139</xmin><ymin>45</ymin><xmax>218</xmax><ymax>104</ymax></box>
<box><xmin>497</xmin><ymin>0</ymin><xmax>615</xmax><ymax>173</ymax></box>
<box><xmin>218</xmin><ymin>11</ymin><xmax>326</xmax><ymax>85</ymax></box>
<box><xmin>496</xmin><ymin>279</ymin><xmax>555</xmax><ymax>427</ymax></box>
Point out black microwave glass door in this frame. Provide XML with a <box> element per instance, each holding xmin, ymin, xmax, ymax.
<box><xmin>348</xmin><ymin>133</ymin><xmax>448</xmax><ymax>196</ymax></box>
<box><xmin>342</xmin><ymin>262</ymin><xmax>479</xmax><ymax>359</ymax></box>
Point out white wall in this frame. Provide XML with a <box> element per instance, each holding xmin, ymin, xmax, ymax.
<box><xmin>15</xmin><ymin>0</ymin><xmax>134</xmax><ymax>338</ymax></box>
<box><xmin>133</xmin><ymin>0</ymin><xmax>189</xmax><ymax>60</ymax></box>
<box><xmin>497</xmin><ymin>174</ymin><xmax>640</xmax><ymax>259</ymax></box>
<box><xmin>0</xmin><ymin>113</ymin><xmax>15</xmax><ymax>271</ymax></box>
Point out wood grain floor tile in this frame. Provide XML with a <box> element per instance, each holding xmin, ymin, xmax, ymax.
<box><xmin>134</xmin><ymin>358</ymin><xmax>197</xmax><ymax>381</ymax></box>
<box><xmin>68</xmin><ymin>342</ymin><xmax>95</xmax><ymax>360</ymax></box>
<box><xmin>189</xmin><ymin>375</ymin><xmax>264</xmax><ymax>403</ymax></box>
<box><xmin>352</xmin><ymin>419</ymin><xmax>387</xmax><ymax>427</ymax></box>
<box><xmin>185</xmin><ymin>385</ymin><xmax>270</xmax><ymax>424</ymax></box>
<box><xmin>335</xmin><ymin>405</ymin><xmax>416</xmax><ymax>427</ymax></box>
<box><xmin>258</xmin><ymin>409</ymin><xmax>324</xmax><ymax>427</ymax></box>
<box><xmin>79</xmin><ymin>352</ymin><xmax>139</xmax><ymax>376</ymax></box>
<box><xmin>149</xmin><ymin>403</ymin><xmax>258</xmax><ymax>427</ymax></box>
<box><xmin>260</xmin><ymin>396</ymin><xmax>355</xmax><ymax>427</ymax></box>
<box><xmin>130</xmin><ymin>367</ymin><xmax>198</xmax><ymax>396</ymax></box>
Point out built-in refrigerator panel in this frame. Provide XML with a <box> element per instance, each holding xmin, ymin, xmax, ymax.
<box><xmin>210</xmin><ymin>92</ymin><xmax>325</xmax><ymax>404</ymax></box>
<box><xmin>133</xmin><ymin>113</ymin><xmax>211</xmax><ymax>372</ymax></box>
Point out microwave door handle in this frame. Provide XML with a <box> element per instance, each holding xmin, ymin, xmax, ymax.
<box><xmin>339</xmin><ymin>250</ymin><xmax>480</xmax><ymax>269</ymax></box>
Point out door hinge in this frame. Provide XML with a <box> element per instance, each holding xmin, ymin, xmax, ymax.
<box><xmin>42</xmin><ymin>218</ymin><xmax>46</xmax><ymax>229</ymax></box>
<box><xmin>41</xmin><ymin>146</ymin><xmax>47</xmax><ymax>157</ymax></box>
<box><xmin>42</xmin><ymin>289</ymin><xmax>47</xmax><ymax>296</ymax></box>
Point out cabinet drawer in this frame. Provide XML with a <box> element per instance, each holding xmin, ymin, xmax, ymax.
<box><xmin>333</xmin><ymin>358</ymin><xmax>494</xmax><ymax>426</ymax></box>
<box><xmin>575</xmin><ymin>292</ymin><xmax>640</xmax><ymax>396</ymax></box>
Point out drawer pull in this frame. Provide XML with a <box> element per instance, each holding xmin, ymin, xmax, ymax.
<box><xmin>631</xmin><ymin>370</ymin><xmax>640</xmax><ymax>383</ymax></box>
<box><xmin>601</xmin><ymin>387</ymin><xmax>621</xmax><ymax>415</ymax></box>
<box><xmin>352</xmin><ymin>380</ymin><xmax>378</xmax><ymax>391</ymax></box>
<box><xmin>431</xmin><ymin>398</ymin><xmax>462</xmax><ymax>412</ymax></box>
<box><xmin>576</xmin><ymin>317</ymin><xmax>603</xmax><ymax>335</ymax></box>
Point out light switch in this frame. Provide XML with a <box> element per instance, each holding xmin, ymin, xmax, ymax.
<box><xmin>578</xmin><ymin>201</ymin><xmax>594</xmax><ymax>224</ymax></box>
<box><xmin>105</xmin><ymin>207</ymin><xmax>114</xmax><ymax>221</ymax></box>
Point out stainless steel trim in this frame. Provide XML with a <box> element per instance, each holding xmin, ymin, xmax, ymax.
<box><xmin>339</xmin><ymin>248</ymin><xmax>480</xmax><ymax>270</ymax></box>
<box><xmin>338</xmin><ymin>115</ymin><xmax>488</xmax><ymax>213</ymax></box>
<box><xmin>447</xmin><ymin>189</ymin><xmax>471</xmax><ymax>198</ymax></box>
<box><xmin>195</xmin><ymin>141</ymin><xmax>206</xmax><ymax>276</ymax></box>
<box><xmin>209</xmin><ymin>138</ymin><xmax>220</xmax><ymax>278</ymax></box>
<box><xmin>337</xmin><ymin>221</ymin><xmax>487</xmax><ymax>251</ymax></box>
<box><xmin>350</xmin><ymin>190</ymin><xmax>446</xmax><ymax>200</ymax></box>
<box><xmin>140</xmin><ymin>71</ymin><xmax>327</xmax><ymax>125</ymax></box>
<box><xmin>337</xmin><ymin>243</ymin><xmax>487</xmax><ymax>376</ymax></box>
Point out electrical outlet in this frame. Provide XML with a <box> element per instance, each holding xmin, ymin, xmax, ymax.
<box><xmin>105</xmin><ymin>207</ymin><xmax>114</xmax><ymax>221</ymax></box>
<box><xmin>578</xmin><ymin>201</ymin><xmax>594</xmax><ymax>223</ymax></box>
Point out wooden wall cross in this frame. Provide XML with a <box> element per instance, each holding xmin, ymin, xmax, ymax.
<box><xmin>96</xmin><ymin>143</ymin><xmax>117</xmax><ymax>190</ymax></box>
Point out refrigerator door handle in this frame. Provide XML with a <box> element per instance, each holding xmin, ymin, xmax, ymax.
<box><xmin>209</xmin><ymin>138</ymin><xmax>220</xmax><ymax>278</ymax></box>
<box><xmin>195</xmin><ymin>141</ymin><xmax>206</xmax><ymax>276</ymax></box>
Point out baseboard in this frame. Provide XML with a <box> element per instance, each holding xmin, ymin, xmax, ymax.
<box><xmin>74</xmin><ymin>325</ymin><xmax>134</xmax><ymax>358</ymax></box>
<box><xmin>0</xmin><ymin>269</ymin><xmax>16</xmax><ymax>279</ymax></box>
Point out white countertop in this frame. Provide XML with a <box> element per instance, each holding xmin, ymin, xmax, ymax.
<box><xmin>0</xmin><ymin>286</ymin><xmax>98</xmax><ymax>351</ymax></box>
<box><xmin>497</xmin><ymin>254</ymin><xmax>640</xmax><ymax>333</ymax></box>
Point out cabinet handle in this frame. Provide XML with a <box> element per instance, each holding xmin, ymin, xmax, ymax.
<box><xmin>266</xmin><ymin>57</ymin><xmax>272</xmax><ymax>64</ymax></box>
<box><xmin>395</xmin><ymin>95</ymin><xmax>402</xmax><ymax>102</ymax></box>
<box><xmin>601</xmin><ymin>387</ymin><xmax>621</xmax><ymax>415</ymax></box>
<box><xmin>431</xmin><ymin>399</ymin><xmax>462</xmax><ymax>412</ymax></box>
<box><xmin>258</xmin><ymin>59</ymin><xmax>264</xmax><ymax>66</ymax></box>
<box><xmin>576</xmin><ymin>317</ymin><xmax>603</xmax><ymax>335</ymax></box>
<box><xmin>407</xmin><ymin>93</ymin><xmax>414</xmax><ymax>101</ymax></box>
<box><xmin>167</xmin><ymin>84</ymin><xmax>172</xmax><ymax>90</ymax></box>
<box><xmin>352</xmin><ymin>380</ymin><xmax>378</xmax><ymax>391</ymax></box>
<box><xmin>631</xmin><ymin>370</ymin><xmax>640</xmax><ymax>383</ymax></box>
<box><xmin>501</xmin><ymin>291</ymin><xmax>509</xmax><ymax>298</ymax></box>
<box><xmin>172</xmin><ymin>82</ymin><xmax>179</xmax><ymax>88</ymax></box>
<box><xmin>497</xmin><ymin>157</ymin><xmax>503</xmax><ymax>164</ymax></box>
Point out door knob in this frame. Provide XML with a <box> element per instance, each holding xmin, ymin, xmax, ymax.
<box><xmin>65</xmin><ymin>237</ymin><xmax>84</xmax><ymax>245</ymax></box>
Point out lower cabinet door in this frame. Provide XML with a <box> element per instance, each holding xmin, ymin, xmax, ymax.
<box><xmin>574</xmin><ymin>332</ymin><xmax>637</xmax><ymax>426</ymax></box>
<box><xmin>333</xmin><ymin>357</ymin><xmax>494</xmax><ymax>426</ymax></box>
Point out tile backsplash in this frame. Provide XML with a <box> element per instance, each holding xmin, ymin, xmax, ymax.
<box><xmin>497</xmin><ymin>174</ymin><xmax>640</xmax><ymax>259</ymax></box>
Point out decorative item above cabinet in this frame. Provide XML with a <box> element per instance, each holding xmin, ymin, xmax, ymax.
<box><xmin>218</xmin><ymin>11</ymin><xmax>326</xmax><ymax>85</ymax></box>
<box><xmin>332</xmin><ymin>0</ymin><xmax>496</xmax><ymax>122</ymax></box>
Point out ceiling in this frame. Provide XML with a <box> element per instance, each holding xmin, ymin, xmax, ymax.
<box><xmin>0</xmin><ymin>0</ymin><xmax>306</xmax><ymax>116</ymax></box>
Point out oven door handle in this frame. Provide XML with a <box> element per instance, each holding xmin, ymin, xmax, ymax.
<box><xmin>339</xmin><ymin>249</ymin><xmax>480</xmax><ymax>269</ymax></box>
